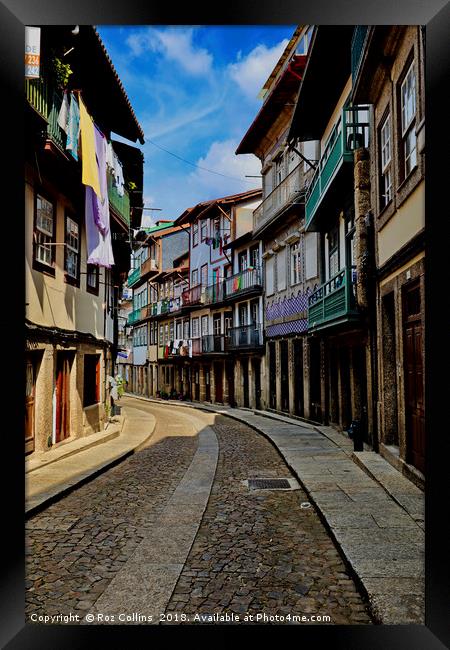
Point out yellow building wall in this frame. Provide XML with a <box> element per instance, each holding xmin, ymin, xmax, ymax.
<box><xmin>378</xmin><ymin>182</ymin><xmax>425</xmax><ymax>267</ymax></box>
<box><xmin>25</xmin><ymin>176</ymin><xmax>110</xmax><ymax>340</ymax></box>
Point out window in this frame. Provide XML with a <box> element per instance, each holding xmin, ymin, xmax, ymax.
<box><xmin>192</xmin><ymin>317</ymin><xmax>199</xmax><ymax>338</ymax></box>
<box><xmin>192</xmin><ymin>222</ymin><xmax>199</xmax><ymax>247</ymax></box>
<box><xmin>164</xmin><ymin>324</ymin><xmax>169</xmax><ymax>344</ymax></box>
<box><xmin>192</xmin><ymin>269</ymin><xmax>199</xmax><ymax>287</ymax></box>
<box><xmin>201</xmin><ymin>315</ymin><xmax>209</xmax><ymax>336</ymax></box>
<box><xmin>200</xmin><ymin>220</ymin><xmax>208</xmax><ymax>241</ymax></box>
<box><xmin>176</xmin><ymin>320</ymin><xmax>182</xmax><ymax>339</ymax></box>
<box><xmin>169</xmin><ymin>321</ymin><xmax>174</xmax><ymax>341</ymax></box>
<box><xmin>238</xmin><ymin>251</ymin><xmax>248</xmax><ymax>272</ymax></box>
<box><xmin>277</xmin><ymin>249</ymin><xmax>286</xmax><ymax>291</ymax></box>
<box><xmin>159</xmin><ymin>325</ymin><xmax>164</xmax><ymax>347</ymax></box>
<box><xmin>64</xmin><ymin>214</ymin><xmax>80</xmax><ymax>284</ymax></box>
<box><xmin>183</xmin><ymin>319</ymin><xmax>190</xmax><ymax>339</ymax></box>
<box><xmin>34</xmin><ymin>193</ymin><xmax>55</xmax><ymax>271</ymax></box>
<box><xmin>201</xmin><ymin>264</ymin><xmax>208</xmax><ymax>287</ymax></box>
<box><xmin>251</xmin><ymin>300</ymin><xmax>259</xmax><ymax>324</ymax></box>
<box><xmin>83</xmin><ymin>354</ymin><xmax>100</xmax><ymax>407</ymax></box>
<box><xmin>290</xmin><ymin>242</ymin><xmax>301</xmax><ymax>286</ymax></box>
<box><xmin>213</xmin><ymin>314</ymin><xmax>221</xmax><ymax>335</ymax></box>
<box><xmin>328</xmin><ymin>228</ymin><xmax>339</xmax><ymax>279</ymax></box>
<box><xmin>250</xmin><ymin>246</ymin><xmax>260</xmax><ymax>269</ymax></box>
<box><xmin>400</xmin><ymin>62</ymin><xmax>417</xmax><ymax>179</ymax></box>
<box><xmin>239</xmin><ymin>304</ymin><xmax>248</xmax><ymax>326</ymax></box>
<box><xmin>224</xmin><ymin>311</ymin><xmax>233</xmax><ymax>335</ymax></box>
<box><xmin>266</xmin><ymin>256</ymin><xmax>275</xmax><ymax>296</ymax></box>
<box><xmin>380</xmin><ymin>113</ymin><xmax>393</xmax><ymax>208</ymax></box>
<box><xmin>86</xmin><ymin>264</ymin><xmax>99</xmax><ymax>294</ymax></box>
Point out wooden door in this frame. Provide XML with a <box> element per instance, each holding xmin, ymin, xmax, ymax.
<box><xmin>404</xmin><ymin>320</ymin><xmax>425</xmax><ymax>474</ymax></box>
<box><xmin>269</xmin><ymin>342</ymin><xmax>276</xmax><ymax>410</ymax></box>
<box><xmin>55</xmin><ymin>353</ymin><xmax>71</xmax><ymax>443</ymax></box>
<box><xmin>403</xmin><ymin>282</ymin><xmax>425</xmax><ymax>474</ymax></box>
<box><xmin>280</xmin><ymin>340</ymin><xmax>289</xmax><ymax>412</ymax></box>
<box><xmin>25</xmin><ymin>357</ymin><xmax>35</xmax><ymax>454</ymax></box>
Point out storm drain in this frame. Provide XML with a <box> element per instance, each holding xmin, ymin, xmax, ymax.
<box><xmin>246</xmin><ymin>478</ymin><xmax>296</xmax><ymax>490</ymax></box>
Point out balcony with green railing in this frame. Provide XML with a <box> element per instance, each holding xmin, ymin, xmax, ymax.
<box><xmin>351</xmin><ymin>26</ymin><xmax>369</xmax><ymax>83</ymax></box>
<box><xmin>107</xmin><ymin>171</ymin><xmax>130</xmax><ymax>227</ymax></box>
<box><xmin>127</xmin><ymin>308</ymin><xmax>142</xmax><ymax>325</ymax></box>
<box><xmin>127</xmin><ymin>267</ymin><xmax>141</xmax><ymax>288</ymax></box>
<box><xmin>26</xmin><ymin>77</ymin><xmax>66</xmax><ymax>152</ymax></box>
<box><xmin>305</xmin><ymin>105</ymin><xmax>370</xmax><ymax>231</ymax></box>
<box><xmin>307</xmin><ymin>266</ymin><xmax>359</xmax><ymax>331</ymax></box>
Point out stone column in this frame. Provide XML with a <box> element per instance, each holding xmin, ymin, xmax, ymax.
<box><xmin>288</xmin><ymin>339</ymin><xmax>296</xmax><ymax>416</ymax></box>
<box><xmin>353</xmin><ymin>148</ymin><xmax>371</xmax><ymax>312</ymax></box>
<box><xmin>234</xmin><ymin>358</ymin><xmax>243</xmax><ymax>407</ymax></box>
<box><xmin>275</xmin><ymin>340</ymin><xmax>282</xmax><ymax>412</ymax></box>
<box><xmin>248</xmin><ymin>358</ymin><xmax>255</xmax><ymax>409</ymax></box>
<box><xmin>199</xmin><ymin>364</ymin><xmax>206</xmax><ymax>402</ymax></box>
<box><xmin>34</xmin><ymin>345</ymin><xmax>55</xmax><ymax>453</ymax></box>
<box><xmin>222</xmin><ymin>361</ymin><xmax>229</xmax><ymax>405</ymax></box>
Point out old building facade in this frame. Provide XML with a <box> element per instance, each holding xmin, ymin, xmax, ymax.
<box><xmin>352</xmin><ymin>26</ymin><xmax>425</xmax><ymax>483</ymax></box>
<box><xmin>25</xmin><ymin>26</ymin><xmax>144</xmax><ymax>457</ymax></box>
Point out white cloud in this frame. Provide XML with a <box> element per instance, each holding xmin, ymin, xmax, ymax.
<box><xmin>188</xmin><ymin>139</ymin><xmax>261</xmax><ymax>198</ymax></box>
<box><xmin>126</xmin><ymin>27</ymin><xmax>213</xmax><ymax>77</ymax></box>
<box><xmin>227</xmin><ymin>39</ymin><xmax>290</xmax><ymax>100</ymax></box>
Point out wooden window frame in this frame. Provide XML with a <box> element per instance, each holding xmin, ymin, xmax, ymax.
<box><xmin>200</xmin><ymin>219</ymin><xmax>208</xmax><ymax>242</ymax></box>
<box><xmin>192</xmin><ymin>222</ymin><xmax>199</xmax><ymax>247</ymax></box>
<box><xmin>399</xmin><ymin>59</ymin><xmax>418</xmax><ymax>182</ymax></box>
<box><xmin>86</xmin><ymin>263</ymin><xmax>99</xmax><ymax>295</ymax></box>
<box><xmin>379</xmin><ymin>111</ymin><xmax>393</xmax><ymax>210</ymax></box>
<box><xmin>64</xmin><ymin>211</ymin><xmax>81</xmax><ymax>287</ymax></box>
<box><xmin>33</xmin><ymin>189</ymin><xmax>56</xmax><ymax>277</ymax></box>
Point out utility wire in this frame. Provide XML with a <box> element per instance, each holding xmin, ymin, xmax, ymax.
<box><xmin>146</xmin><ymin>138</ymin><xmax>258</xmax><ymax>185</ymax></box>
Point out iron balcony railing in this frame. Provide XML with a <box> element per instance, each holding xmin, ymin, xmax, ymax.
<box><xmin>224</xmin><ymin>267</ymin><xmax>262</xmax><ymax>299</ymax></box>
<box><xmin>226</xmin><ymin>324</ymin><xmax>263</xmax><ymax>349</ymax></box>
<box><xmin>305</xmin><ymin>105</ymin><xmax>370</xmax><ymax>230</ymax></box>
<box><xmin>253</xmin><ymin>162</ymin><xmax>305</xmax><ymax>233</ymax></box>
<box><xmin>202</xmin><ymin>334</ymin><xmax>226</xmax><ymax>353</ymax></box>
<box><xmin>307</xmin><ymin>266</ymin><xmax>359</xmax><ymax>330</ymax></box>
<box><xmin>204</xmin><ymin>282</ymin><xmax>225</xmax><ymax>305</ymax></box>
<box><xmin>181</xmin><ymin>284</ymin><xmax>203</xmax><ymax>306</ymax></box>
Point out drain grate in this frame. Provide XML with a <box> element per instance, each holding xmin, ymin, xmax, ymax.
<box><xmin>248</xmin><ymin>478</ymin><xmax>292</xmax><ymax>490</ymax></box>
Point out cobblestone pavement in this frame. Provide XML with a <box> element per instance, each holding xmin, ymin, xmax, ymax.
<box><xmin>25</xmin><ymin>401</ymin><xmax>199</xmax><ymax>621</ymax></box>
<box><xmin>26</xmin><ymin>403</ymin><xmax>372</xmax><ymax>626</ymax></box>
<box><xmin>165</xmin><ymin>417</ymin><xmax>372</xmax><ymax>625</ymax></box>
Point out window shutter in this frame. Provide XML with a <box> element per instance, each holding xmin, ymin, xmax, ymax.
<box><xmin>277</xmin><ymin>249</ymin><xmax>287</xmax><ymax>291</ymax></box>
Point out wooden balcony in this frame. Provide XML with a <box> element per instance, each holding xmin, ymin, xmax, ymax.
<box><xmin>107</xmin><ymin>171</ymin><xmax>130</xmax><ymax>227</ymax></box>
<box><xmin>26</xmin><ymin>78</ymin><xmax>66</xmax><ymax>152</ymax></box>
<box><xmin>307</xmin><ymin>266</ymin><xmax>359</xmax><ymax>331</ymax></box>
<box><xmin>253</xmin><ymin>162</ymin><xmax>304</xmax><ymax>235</ymax></box>
<box><xmin>127</xmin><ymin>267</ymin><xmax>141</xmax><ymax>287</ymax></box>
<box><xmin>305</xmin><ymin>106</ymin><xmax>370</xmax><ymax>231</ymax></box>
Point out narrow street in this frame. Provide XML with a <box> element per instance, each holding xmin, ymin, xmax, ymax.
<box><xmin>26</xmin><ymin>398</ymin><xmax>371</xmax><ymax>625</ymax></box>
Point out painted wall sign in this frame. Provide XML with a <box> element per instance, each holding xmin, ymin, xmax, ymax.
<box><xmin>25</xmin><ymin>26</ymin><xmax>41</xmax><ymax>78</ymax></box>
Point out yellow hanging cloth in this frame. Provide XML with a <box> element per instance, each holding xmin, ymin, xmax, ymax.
<box><xmin>79</xmin><ymin>95</ymin><xmax>102</xmax><ymax>199</ymax></box>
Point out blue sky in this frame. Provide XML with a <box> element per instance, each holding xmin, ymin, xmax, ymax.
<box><xmin>97</xmin><ymin>25</ymin><xmax>296</xmax><ymax>225</ymax></box>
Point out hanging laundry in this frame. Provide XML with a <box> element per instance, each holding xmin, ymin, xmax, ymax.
<box><xmin>65</xmin><ymin>93</ymin><xmax>80</xmax><ymax>161</ymax></box>
<box><xmin>84</xmin><ymin>127</ymin><xmax>114</xmax><ymax>267</ymax></box>
<box><xmin>105</xmin><ymin>140</ymin><xmax>115</xmax><ymax>170</ymax></box>
<box><xmin>113</xmin><ymin>152</ymin><xmax>125</xmax><ymax>197</ymax></box>
<box><xmin>79</xmin><ymin>95</ymin><xmax>101</xmax><ymax>199</ymax></box>
<box><xmin>219</xmin><ymin>237</ymin><xmax>223</xmax><ymax>255</ymax></box>
<box><xmin>57</xmin><ymin>91</ymin><xmax>70</xmax><ymax>134</ymax></box>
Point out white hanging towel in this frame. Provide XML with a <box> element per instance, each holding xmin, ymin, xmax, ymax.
<box><xmin>57</xmin><ymin>91</ymin><xmax>70</xmax><ymax>134</ymax></box>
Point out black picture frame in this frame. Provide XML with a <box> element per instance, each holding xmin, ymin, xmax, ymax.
<box><xmin>3</xmin><ymin>0</ymin><xmax>449</xmax><ymax>648</ymax></box>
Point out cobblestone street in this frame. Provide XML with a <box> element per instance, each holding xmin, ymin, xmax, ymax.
<box><xmin>165</xmin><ymin>416</ymin><xmax>371</xmax><ymax>625</ymax></box>
<box><xmin>26</xmin><ymin>402</ymin><xmax>372</xmax><ymax>625</ymax></box>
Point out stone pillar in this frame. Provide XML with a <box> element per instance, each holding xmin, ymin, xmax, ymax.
<box><xmin>34</xmin><ymin>345</ymin><xmax>55</xmax><ymax>453</ymax></box>
<box><xmin>234</xmin><ymin>358</ymin><xmax>243</xmax><ymax>407</ymax></box>
<box><xmin>210</xmin><ymin>361</ymin><xmax>216</xmax><ymax>403</ymax></box>
<box><xmin>354</xmin><ymin>148</ymin><xmax>371</xmax><ymax>311</ymax></box>
<box><xmin>248</xmin><ymin>358</ymin><xmax>255</xmax><ymax>409</ymax></box>
<box><xmin>199</xmin><ymin>364</ymin><xmax>206</xmax><ymax>402</ymax></box>
<box><xmin>275</xmin><ymin>340</ymin><xmax>282</xmax><ymax>412</ymax></box>
<box><xmin>260</xmin><ymin>353</ymin><xmax>268</xmax><ymax>410</ymax></box>
<box><xmin>222</xmin><ymin>361</ymin><xmax>229</xmax><ymax>405</ymax></box>
<box><xmin>175</xmin><ymin>365</ymin><xmax>182</xmax><ymax>393</ymax></box>
<box><xmin>288</xmin><ymin>339</ymin><xmax>296</xmax><ymax>416</ymax></box>
<box><xmin>320</xmin><ymin>339</ymin><xmax>329</xmax><ymax>425</ymax></box>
